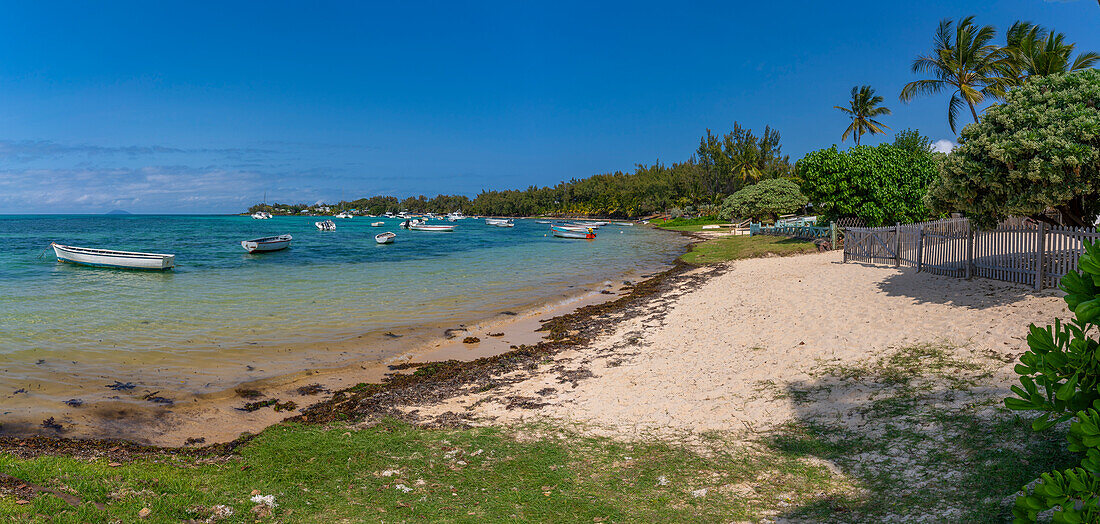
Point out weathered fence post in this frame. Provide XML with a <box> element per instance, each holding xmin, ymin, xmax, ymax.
<box><xmin>916</xmin><ymin>223</ymin><xmax>923</xmax><ymax>273</ymax></box>
<box><xmin>842</xmin><ymin>228</ymin><xmax>849</xmax><ymax>263</ymax></box>
<box><xmin>1035</xmin><ymin>223</ymin><xmax>1047</xmax><ymax>291</ymax></box>
<box><xmin>966</xmin><ymin>221</ymin><xmax>974</xmax><ymax>280</ymax></box>
<box><xmin>830</xmin><ymin>222</ymin><xmax>837</xmax><ymax>251</ymax></box>
<box><xmin>894</xmin><ymin>222</ymin><xmax>901</xmax><ymax>267</ymax></box>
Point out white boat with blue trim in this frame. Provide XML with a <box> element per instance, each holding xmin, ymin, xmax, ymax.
<box><xmin>51</xmin><ymin>243</ymin><xmax>175</xmax><ymax>270</ymax></box>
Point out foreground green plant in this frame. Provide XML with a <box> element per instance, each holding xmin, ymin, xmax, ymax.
<box><xmin>1006</xmin><ymin>239</ymin><xmax>1100</xmax><ymax>522</ymax></box>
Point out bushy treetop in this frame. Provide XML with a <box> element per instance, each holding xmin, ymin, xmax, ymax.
<box><xmin>928</xmin><ymin>69</ymin><xmax>1100</xmax><ymax>228</ymax></box>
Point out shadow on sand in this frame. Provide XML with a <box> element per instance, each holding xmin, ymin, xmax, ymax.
<box><xmin>760</xmin><ymin>343</ymin><xmax>1076</xmax><ymax>522</ymax></box>
<box><xmin>840</xmin><ymin>262</ymin><xmax>1059</xmax><ymax>309</ymax></box>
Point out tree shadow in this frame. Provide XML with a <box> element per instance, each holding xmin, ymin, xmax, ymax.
<box><xmin>760</xmin><ymin>344</ymin><xmax>1077</xmax><ymax>522</ymax></box>
<box><xmin>868</xmin><ymin>265</ymin><xmax>1057</xmax><ymax>309</ymax></box>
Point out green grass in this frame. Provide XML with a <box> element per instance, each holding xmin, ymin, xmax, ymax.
<box><xmin>1</xmin><ymin>420</ymin><xmax>847</xmax><ymax>523</ymax></box>
<box><xmin>1</xmin><ymin>343</ymin><xmax>1075</xmax><ymax>522</ymax></box>
<box><xmin>649</xmin><ymin>217</ymin><xmax>727</xmax><ymax>232</ymax></box>
<box><xmin>680</xmin><ymin>235</ymin><xmax>816</xmax><ymax>264</ymax></box>
<box><xmin>767</xmin><ymin>344</ymin><xmax>1078</xmax><ymax>522</ymax></box>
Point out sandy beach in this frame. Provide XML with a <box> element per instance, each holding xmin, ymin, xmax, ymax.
<box><xmin>398</xmin><ymin>250</ymin><xmax>1066</xmax><ymax>443</ymax></box>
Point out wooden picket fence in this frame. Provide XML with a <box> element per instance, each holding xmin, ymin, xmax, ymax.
<box><xmin>843</xmin><ymin>218</ymin><xmax>1100</xmax><ymax>290</ymax></box>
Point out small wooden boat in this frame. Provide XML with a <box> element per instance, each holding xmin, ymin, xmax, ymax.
<box><xmin>410</xmin><ymin>224</ymin><xmax>455</xmax><ymax>232</ymax></box>
<box><xmin>370</xmin><ymin>221</ymin><xmax>385</xmax><ymax>227</ymax></box>
<box><xmin>375</xmin><ymin>232</ymin><xmax>396</xmax><ymax>244</ymax></box>
<box><xmin>51</xmin><ymin>243</ymin><xmax>175</xmax><ymax>270</ymax></box>
<box><xmin>315</xmin><ymin>220</ymin><xmax>336</xmax><ymax>231</ymax></box>
<box><xmin>550</xmin><ymin>226</ymin><xmax>595</xmax><ymax>239</ymax></box>
<box><xmin>241</xmin><ymin>234</ymin><xmax>292</xmax><ymax>253</ymax></box>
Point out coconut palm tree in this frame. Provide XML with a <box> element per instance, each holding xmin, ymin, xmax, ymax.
<box><xmin>1000</xmin><ymin>22</ymin><xmax>1099</xmax><ymax>87</ymax></box>
<box><xmin>834</xmin><ymin>85</ymin><xmax>892</xmax><ymax>146</ymax></box>
<box><xmin>900</xmin><ymin>16</ymin><xmax>1006</xmax><ymax>134</ymax></box>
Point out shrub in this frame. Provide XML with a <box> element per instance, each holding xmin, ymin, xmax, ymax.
<box><xmin>797</xmin><ymin>142</ymin><xmax>939</xmax><ymax>226</ymax></box>
<box><xmin>718</xmin><ymin>179</ymin><xmax>807</xmax><ymax>222</ymax></box>
<box><xmin>1006</xmin><ymin>239</ymin><xmax>1100</xmax><ymax>522</ymax></box>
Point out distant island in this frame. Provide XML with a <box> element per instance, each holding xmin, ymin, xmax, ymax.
<box><xmin>106</xmin><ymin>209</ymin><xmax>131</xmax><ymax>215</ymax></box>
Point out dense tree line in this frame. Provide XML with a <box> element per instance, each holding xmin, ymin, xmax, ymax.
<box><xmin>249</xmin><ymin>124</ymin><xmax>792</xmax><ymax>218</ymax></box>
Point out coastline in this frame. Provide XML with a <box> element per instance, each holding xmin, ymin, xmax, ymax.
<box><xmin>0</xmin><ymin>233</ymin><xmax>694</xmax><ymax>449</ymax></box>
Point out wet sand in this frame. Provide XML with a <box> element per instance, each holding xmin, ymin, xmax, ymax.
<box><xmin>0</xmin><ymin>276</ymin><xmax>642</xmax><ymax>446</ymax></box>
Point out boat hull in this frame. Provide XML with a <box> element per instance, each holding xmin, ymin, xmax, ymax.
<box><xmin>241</xmin><ymin>235</ymin><xmax>292</xmax><ymax>253</ymax></box>
<box><xmin>375</xmin><ymin>232</ymin><xmax>396</xmax><ymax>244</ymax></box>
<box><xmin>52</xmin><ymin>243</ymin><xmax>175</xmax><ymax>270</ymax></box>
<box><xmin>550</xmin><ymin>227</ymin><xmax>596</xmax><ymax>239</ymax></box>
<box><xmin>410</xmin><ymin>225</ymin><xmax>455</xmax><ymax>232</ymax></box>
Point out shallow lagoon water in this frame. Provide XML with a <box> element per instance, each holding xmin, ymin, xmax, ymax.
<box><xmin>0</xmin><ymin>215</ymin><xmax>686</xmax><ymax>426</ymax></box>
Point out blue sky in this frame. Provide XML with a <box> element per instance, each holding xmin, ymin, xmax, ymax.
<box><xmin>1</xmin><ymin>1</ymin><xmax>1097</xmax><ymax>213</ymax></box>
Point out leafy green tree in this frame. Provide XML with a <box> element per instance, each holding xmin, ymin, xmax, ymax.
<box><xmin>892</xmin><ymin>128</ymin><xmax>934</xmax><ymax>154</ymax></box>
<box><xmin>797</xmin><ymin>142</ymin><xmax>939</xmax><ymax>226</ymax></box>
<box><xmin>900</xmin><ymin>16</ymin><xmax>1006</xmax><ymax>133</ymax></box>
<box><xmin>835</xmin><ymin>85</ymin><xmax>891</xmax><ymax>146</ymax></box>
<box><xmin>1001</xmin><ymin>22</ymin><xmax>1099</xmax><ymax>88</ymax></box>
<box><xmin>718</xmin><ymin>178</ymin><xmax>807</xmax><ymax>222</ymax></box>
<box><xmin>696</xmin><ymin>124</ymin><xmax>792</xmax><ymax>196</ymax></box>
<box><xmin>927</xmin><ymin>69</ymin><xmax>1100</xmax><ymax>228</ymax></box>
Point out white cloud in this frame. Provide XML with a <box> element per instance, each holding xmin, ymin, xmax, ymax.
<box><xmin>932</xmin><ymin>139</ymin><xmax>958</xmax><ymax>154</ymax></box>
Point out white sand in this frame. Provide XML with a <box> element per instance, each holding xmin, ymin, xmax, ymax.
<box><xmin>405</xmin><ymin>250</ymin><xmax>1066</xmax><ymax>441</ymax></box>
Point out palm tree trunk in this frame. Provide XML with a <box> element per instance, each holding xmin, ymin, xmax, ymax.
<box><xmin>968</xmin><ymin>100</ymin><xmax>979</xmax><ymax>124</ymax></box>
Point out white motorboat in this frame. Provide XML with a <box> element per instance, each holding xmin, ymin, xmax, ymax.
<box><xmin>485</xmin><ymin>218</ymin><xmax>514</xmax><ymax>227</ymax></box>
<box><xmin>410</xmin><ymin>223</ymin><xmax>455</xmax><ymax>232</ymax></box>
<box><xmin>371</xmin><ymin>221</ymin><xmax>385</xmax><ymax>227</ymax></box>
<box><xmin>612</xmin><ymin>221</ymin><xmax>634</xmax><ymax>226</ymax></box>
<box><xmin>335</xmin><ymin>212</ymin><xmax>354</xmax><ymax>219</ymax></box>
<box><xmin>315</xmin><ymin>220</ymin><xmax>336</xmax><ymax>231</ymax></box>
<box><xmin>550</xmin><ymin>226</ymin><xmax>596</xmax><ymax>239</ymax></box>
<box><xmin>535</xmin><ymin>220</ymin><xmax>552</xmax><ymax>224</ymax></box>
<box><xmin>251</xmin><ymin>211</ymin><xmax>272</xmax><ymax>220</ymax></box>
<box><xmin>375</xmin><ymin>232</ymin><xmax>396</xmax><ymax>244</ymax></box>
<box><xmin>555</xmin><ymin>224</ymin><xmax>596</xmax><ymax>232</ymax></box>
<box><xmin>51</xmin><ymin>243</ymin><xmax>175</xmax><ymax>270</ymax></box>
<box><xmin>241</xmin><ymin>234</ymin><xmax>292</xmax><ymax>253</ymax></box>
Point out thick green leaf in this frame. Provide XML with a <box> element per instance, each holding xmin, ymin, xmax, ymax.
<box><xmin>1058</xmin><ymin>374</ymin><xmax>1080</xmax><ymax>402</ymax></box>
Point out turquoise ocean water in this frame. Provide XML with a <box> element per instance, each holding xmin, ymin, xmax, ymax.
<box><xmin>0</xmin><ymin>215</ymin><xmax>686</xmax><ymax>427</ymax></box>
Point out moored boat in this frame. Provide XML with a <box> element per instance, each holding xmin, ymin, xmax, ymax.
<box><xmin>375</xmin><ymin>232</ymin><xmax>396</xmax><ymax>244</ymax></box>
<box><xmin>371</xmin><ymin>221</ymin><xmax>385</xmax><ymax>227</ymax></box>
<box><xmin>241</xmin><ymin>234</ymin><xmax>292</xmax><ymax>253</ymax></box>
<box><xmin>565</xmin><ymin>222</ymin><xmax>601</xmax><ymax>229</ymax></box>
<box><xmin>554</xmin><ymin>224</ymin><xmax>596</xmax><ymax>232</ymax></box>
<box><xmin>410</xmin><ymin>224</ymin><xmax>455</xmax><ymax>232</ymax></box>
<box><xmin>485</xmin><ymin>218</ymin><xmax>514</xmax><ymax>227</ymax></box>
<box><xmin>334</xmin><ymin>212</ymin><xmax>354</xmax><ymax>219</ymax></box>
<box><xmin>51</xmin><ymin>243</ymin><xmax>175</xmax><ymax>270</ymax></box>
<box><xmin>535</xmin><ymin>220</ymin><xmax>552</xmax><ymax>224</ymax></box>
<box><xmin>550</xmin><ymin>226</ymin><xmax>596</xmax><ymax>239</ymax></box>
<box><xmin>251</xmin><ymin>211</ymin><xmax>272</xmax><ymax>219</ymax></box>
<box><xmin>315</xmin><ymin>220</ymin><xmax>336</xmax><ymax>231</ymax></box>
